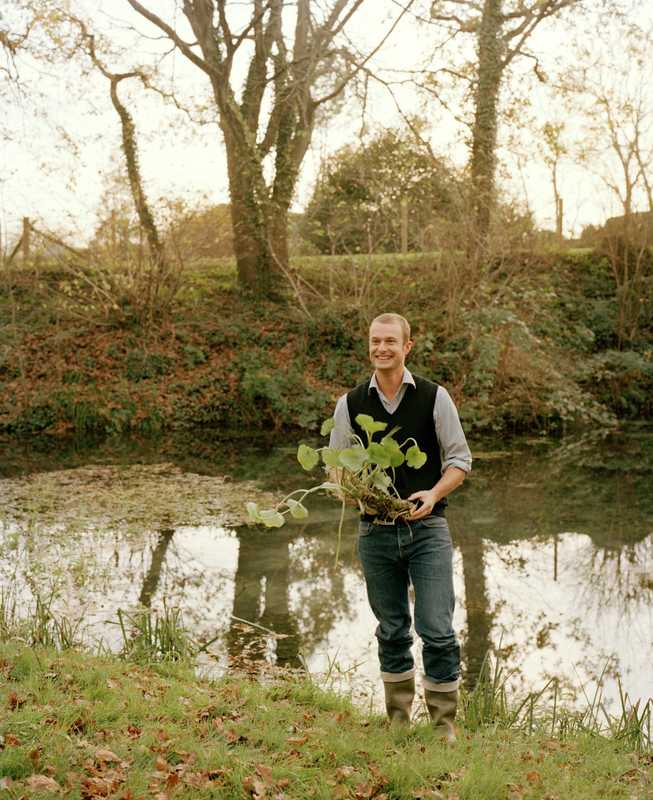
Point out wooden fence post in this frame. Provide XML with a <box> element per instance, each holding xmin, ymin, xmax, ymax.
<box><xmin>22</xmin><ymin>217</ymin><xmax>31</xmax><ymax>262</ymax></box>
<box><xmin>400</xmin><ymin>197</ymin><xmax>408</xmax><ymax>255</ymax></box>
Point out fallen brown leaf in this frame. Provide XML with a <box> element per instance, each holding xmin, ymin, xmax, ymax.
<box><xmin>95</xmin><ymin>748</ymin><xmax>121</xmax><ymax>764</ymax></box>
<box><xmin>183</xmin><ymin>771</ymin><xmax>208</xmax><ymax>789</ymax></box>
<box><xmin>81</xmin><ymin>776</ymin><xmax>116</xmax><ymax>798</ymax></box>
<box><xmin>255</xmin><ymin>764</ymin><xmax>273</xmax><ymax>784</ymax></box>
<box><xmin>69</xmin><ymin>717</ymin><xmax>87</xmax><ymax>734</ymax></box>
<box><xmin>165</xmin><ymin>772</ymin><xmax>180</xmax><ymax>791</ymax></box>
<box><xmin>7</xmin><ymin>690</ymin><xmax>25</xmax><ymax>710</ymax></box>
<box><xmin>26</xmin><ymin>774</ymin><xmax>61</xmax><ymax>793</ymax></box>
<box><xmin>286</xmin><ymin>736</ymin><xmax>308</xmax><ymax>746</ymax></box>
<box><xmin>243</xmin><ymin>775</ymin><xmax>267</xmax><ymax>798</ymax></box>
<box><xmin>335</xmin><ymin>766</ymin><xmax>356</xmax><ymax>781</ymax></box>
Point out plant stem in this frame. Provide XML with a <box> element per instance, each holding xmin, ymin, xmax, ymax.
<box><xmin>334</xmin><ymin>497</ymin><xmax>346</xmax><ymax>567</ymax></box>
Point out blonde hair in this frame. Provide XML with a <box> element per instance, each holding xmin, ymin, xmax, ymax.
<box><xmin>370</xmin><ymin>313</ymin><xmax>411</xmax><ymax>343</ymax></box>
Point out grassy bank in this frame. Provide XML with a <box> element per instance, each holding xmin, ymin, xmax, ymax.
<box><xmin>1</xmin><ymin>251</ymin><xmax>652</xmax><ymax>438</ymax></box>
<box><xmin>1</xmin><ymin>640</ymin><xmax>651</xmax><ymax>799</ymax></box>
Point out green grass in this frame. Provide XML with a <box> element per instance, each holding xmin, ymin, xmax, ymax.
<box><xmin>0</xmin><ymin>640</ymin><xmax>651</xmax><ymax>799</ymax></box>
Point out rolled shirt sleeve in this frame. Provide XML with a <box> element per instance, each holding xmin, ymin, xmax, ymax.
<box><xmin>329</xmin><ymin>393</ymin><xmax>354</xmax><ymax>450</ymax></box>
<box><xmin>434</xmin><ymin>386</ymin><xmax>472</xmax><ymax>474</ymax></box>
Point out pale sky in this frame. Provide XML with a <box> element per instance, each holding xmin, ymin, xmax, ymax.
<box><xmin>1</xmin><ymin>0</ymin><xmax>652</xmax><ymax>248</ymax></box>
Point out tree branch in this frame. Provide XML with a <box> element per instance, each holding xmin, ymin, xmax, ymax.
<box><xmin>125</xmin><ymin>0</ymin><xmax>216</xmax><ymax>77</ymax></box>
<box><xmin>314</xmin><ymin>0</ymin><xmax>417</xmax><ymax>107</ymax></box>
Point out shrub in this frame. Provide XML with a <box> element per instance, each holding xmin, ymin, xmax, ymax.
<box><xmin>124</xmin><ymin>349</ymin><xmax>173</xmax><ymax>381</ymax></box>
<box><xmin>580</xmin><ymin>350</ymin><xmax>653</xmax><ymax>417</ymax></box>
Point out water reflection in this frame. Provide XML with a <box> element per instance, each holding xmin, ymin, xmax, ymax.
<box><xmin>456</xmin><ymin>529</ymin><xmax>493</xmax><ymax>690</ymax></box>
<box><xmin>227</xmin><ymin>527</ymin><xmax>301</xmax><ymax>669</ymax></box>
<box><xmin>0</xmin><ymin>426</ymin><xmax>651</xmax><ymax>710</ymax></box>
<box><xmin>139</xmin><ymin>528</ymin><xmax>175</xmax><ymax>607</ymax></box>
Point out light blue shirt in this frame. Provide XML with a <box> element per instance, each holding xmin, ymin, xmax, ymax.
<box><xmin>329</xmin><ymin>368</ymin><xmax>472</xmax><ymax>474</ymax></box>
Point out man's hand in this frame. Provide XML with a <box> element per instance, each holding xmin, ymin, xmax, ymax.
<box><xmin>407</xmin><ymin>488</ymin><xmax>439</xmax><ymax>520</ymax></box>
<box><xmin>407</xmin><ymin>467</ymin><xmax>466</xmax><ymax>520</ymax></box>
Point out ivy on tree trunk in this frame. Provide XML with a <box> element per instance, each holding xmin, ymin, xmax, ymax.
<box><xmin>126</xmin><ymin>0</ymin><xmax>413</xmax><ymax>297</ymax></box>
<box><xmin>470</xmin><ymin>0</ymin><xmax>503</xmax><ymax>259</ymax></box>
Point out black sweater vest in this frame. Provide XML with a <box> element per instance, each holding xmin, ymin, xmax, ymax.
<box><xmin>346</xmin><ymin>374</ymin><xmax>446</xmax><ymax>514</ymax></box>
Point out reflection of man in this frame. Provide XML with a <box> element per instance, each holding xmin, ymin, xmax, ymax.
<box><xmin>329</xmin><ymin>312</ymin><xmax>471</xmax><ymax>740</ymax></box>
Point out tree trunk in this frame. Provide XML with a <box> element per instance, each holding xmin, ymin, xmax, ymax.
<box><xmin>223</xmin><ymin>128</ymin><xmax>275</xmax><ymax>297</ymax></box>
<box><xmin>109</xmin><ymin>77</ymin><xmax>165</xmax><ymax>271</ymax></box>
<box><xmin>269</xmin><ymin>202</ymin><xmax>290</xmax><ymax>271</ymax></box>
<box><xmin>470</xmin><ymin>0</ymin><xmax>504</xmax><ymax>259</ymax></box>
<box><xmin>556</xmin><ymin>197</ymin><xmax>564</xmax><ymax>244</ymax></box>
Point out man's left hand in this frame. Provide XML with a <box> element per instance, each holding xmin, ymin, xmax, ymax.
<box><xmin>407</xmin><ymin>488</ymin><xmax>439</xmax><ymax>520</ymax></box>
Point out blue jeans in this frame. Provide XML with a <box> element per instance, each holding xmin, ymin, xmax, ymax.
<box><xmin>357</xmin><ymin>515</ymin><xmax>460</xmax><ymax>690</ymax></box>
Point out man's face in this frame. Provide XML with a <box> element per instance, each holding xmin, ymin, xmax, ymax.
<box><xmin>369</xmin><ymin>321</ymin><xmax>412</xmax><ymax>373</ymax></box>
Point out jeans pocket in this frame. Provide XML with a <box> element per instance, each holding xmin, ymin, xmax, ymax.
<box><xmin>418</xmin><ymin>516</ymin><xmax>451</xmax><ymax>542</ymax></box>
<box><xmin>420</xmin><ymin>515</ymin><xmax>448</xmax><ymax>529</ymax></box>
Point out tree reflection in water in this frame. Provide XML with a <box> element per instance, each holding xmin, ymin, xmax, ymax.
<box><xmin>227</xmin><ymin>527</ymin><xmax>301</xmax><ymax>670</ymax></box>
<box><xmin>226</xmin><ymin>511</ymin><xmax>358</xmax><ymax>676</ymax></box>
<box><xmin>454</xmin><ymin>528</ymin><xmax>494</xmax><ymax>690</ymax></box>
<box><xmin>139</xmin><ymin>528</ymin><xmax>175</xmax><ymax>608</ymax></box>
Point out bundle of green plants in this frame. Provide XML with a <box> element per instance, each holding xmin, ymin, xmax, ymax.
<box><xmin>246</xmin><ymin>414</ymin><xmax>427</xmax><ymax>560</ymax></box>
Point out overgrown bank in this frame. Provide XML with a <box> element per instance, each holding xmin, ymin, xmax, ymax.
<box><xmin>1</xmin><ymin>251</ymin><xmax>652</xmax><ymax>438</ymax></box>
<box><xmin>1</xmin><ymin>641</ymin><xmax>651</xmax><ymax>799</ymax></box>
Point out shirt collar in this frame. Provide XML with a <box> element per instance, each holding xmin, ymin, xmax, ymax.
<box><xmin>369</xmin><ymin>368</ymin><xmax>415</xmax><ymax>394</ymax></box>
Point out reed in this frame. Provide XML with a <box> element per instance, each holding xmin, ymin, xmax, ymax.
<box><xmin>461</xmin><ymin>651</ymin><xmax>652</xmax><ymax>752</ymax></box>
<box><xmin>114</xmin><ymin>601</ymin><xmax>193</xmax><ymax>663</ymax></box>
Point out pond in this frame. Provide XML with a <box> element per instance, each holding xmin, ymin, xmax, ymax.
<box><xmin>1</xmin><ymin>425</ymin><xmax>651</xmax><ymax>714</ymax></box>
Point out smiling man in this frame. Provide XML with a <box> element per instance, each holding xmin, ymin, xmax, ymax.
<box><xmin>329</xmin><ymin>312</ymin><xmax>471</xmax><ymax>740</ymax></box>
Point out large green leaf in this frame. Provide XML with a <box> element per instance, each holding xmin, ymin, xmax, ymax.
<box><xmin>258</xmin><ymin>509</ymin><xmax>286</xmax><ymax>528</ymax></box>
<box><xmin>381</xmin><ymin>436</ymin><xmax>405</xmax><ymax>467</ymax></box>
<box><xmin>371</xmin><ymin>471</ymin><xmax>392</xmax><ymax>493</ymax></box>
<box><xmin>355</xmin><ymin>414</ymin><xmax>388</xmax><ymax>435</ymax></box>
<box><xmin>406</xmin><ymin>444</ymin><xmax>427</xmax><ymax>469</ymax></box>
<box><xmin>338</xmin><ymin>447</ymin><xmax>368</xmax><ymax>472</ymax></box>
<box><xmin>246</xmin><ymin>501</ymin><xmax>261</xmax><ymax>523</ymax></box>
<box><xmin>321</xmin><ymin>448</ymin><xmax>342</xmax><ymax>467</ymax></box>
<box><xmin>367</xmin><ymin>442</ymin><xmax>392</xmax><ymax>469</ymax></box>
<box><xmin>286</xmin><ymin>499</ymin><xmax>309</xmax><ymax>519</ymax></box>
<box><xmin>320</xmin><ymin>417</ymin><xmax>335</xmax><ymax>436</ymax></box>
<box><xmin>297</xmin><ymin>444</ymin><xmax>320</xmax><ymax>471</ymax></box>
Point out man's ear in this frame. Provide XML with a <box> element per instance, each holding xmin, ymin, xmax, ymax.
<box><xmin>404</xmin><ymin>338</ymin><xmax>414</xmax><ymax>356</ymax></box>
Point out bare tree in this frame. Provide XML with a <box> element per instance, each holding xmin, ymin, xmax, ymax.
<box><xmin>429</xmin><ymin>0</ymin><xmax>583</xmax><ymax>257</ymax></box>
<box><xmin>568</xmin><ymin>20</ymin><xmax>653</xmax><ymax>345</ymax></box>
<box><xmin>541</xmin><ymin>122</ymin><xmax>568</xmax><ymax>243</ymax></box>
<box><xmin>124</xmin><ymin>0</ymin><xmax>414</xmax><ymax>297</ymax></box>
<box><xmin>71</xmin><ymin>20</ymin><xmax>166</xmax><ymax>275</ymax></box>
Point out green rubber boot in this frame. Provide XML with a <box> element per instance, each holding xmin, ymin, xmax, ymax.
<box><xmin>424</xmin><ymin>689</ymin><xmax>458</xmax><ymax>743</ymax></box>
<box><xmin>383</xmin><ymin>677</ymin><xmax>415</xmax><ymax>726</ymax></box>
